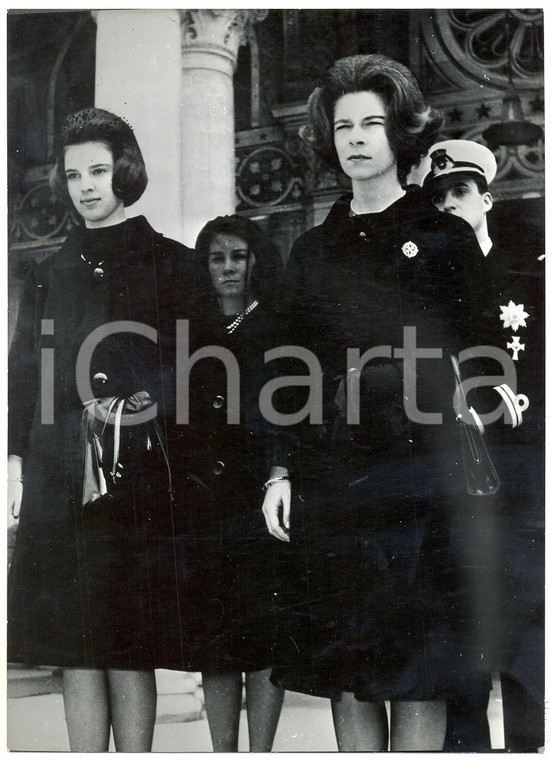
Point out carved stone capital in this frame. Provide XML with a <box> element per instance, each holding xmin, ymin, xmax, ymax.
<box><xmin>180</xmin><ymin>9</ymin><xmax>267</xmax><ymax>71</ymax></box>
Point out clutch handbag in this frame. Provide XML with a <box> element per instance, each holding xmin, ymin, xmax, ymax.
<box><xmin>450</xmin><ymin>355</ymin><xmax>500</xmax><ymax>497</ymax></box>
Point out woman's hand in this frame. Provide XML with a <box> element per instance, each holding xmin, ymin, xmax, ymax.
<box><xmin>8</xmin><ymin>455</ymin><xmax>23</xmax><ymax>526</ymax></box>
<box><xmin>262</xmin><ymin>474</ymin><xmax>291</xmax><ymax>543</ymax></box>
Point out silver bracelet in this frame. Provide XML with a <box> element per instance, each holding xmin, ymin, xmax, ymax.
<box><xmin>262</xmin><ymin>476</ymin><xmax>290</xmax><ymax>491</ymax></box>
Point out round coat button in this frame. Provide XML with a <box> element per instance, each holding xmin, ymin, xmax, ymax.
<box><xmin>93</xmin><ymin>372</ymin><xmax>108</xmax><ymax>384</ymax></box>
<box><xmin>213</xmin><ymin>395</ymin><xmax>224</xmax><ymax>409</ymax></box>
<box><xmin>213</xmin><ymin>460</ymin><xmax>225</xmax><ymax>475</ymax></box>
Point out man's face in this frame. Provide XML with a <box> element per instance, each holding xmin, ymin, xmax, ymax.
<box><xmin>430</xmin><ymin>175</ymin><xmax>493</xmax><ymax>235</ymax></box>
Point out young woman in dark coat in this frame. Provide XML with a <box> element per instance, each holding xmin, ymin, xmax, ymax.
<box><xmin>261</xmin><ymin>54</ymin><xmax>486</xmax><ymax>751</ymax></box>
<box><xmin>174</xmin><ymin>215</ymin><xmax>286</xmax><ymax>751</ymax></box>
<box><xmin>7</xmin><ymin>108</ymin><xmax>203</xmax><ymax>751</ymax></box>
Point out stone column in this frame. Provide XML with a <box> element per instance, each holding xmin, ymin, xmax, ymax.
<box><xmin>93</xmin><ymin>10</ymin><xmax>184</xmax><ymax>242</ymax></box>
<box><xmin>179</xmin><ymin>10</ymin><xmax>267</xmax><ymax>247</ymax></box>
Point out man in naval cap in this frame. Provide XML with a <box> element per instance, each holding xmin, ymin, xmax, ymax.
<box><xmin>423</xmin><ymin>139</ymin><xmax>497</xmax><ymax>255</ymax></box>
<box><xmin>424</xmin><ymin>139</ymin><xmax>544</xmax><ymax>752</ymax></box>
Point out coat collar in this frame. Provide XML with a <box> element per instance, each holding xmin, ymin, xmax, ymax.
<box><xmin>54</xmin><ymin>215</ymin><xmax>161</xmax><ymax>271</ymax></box>
<box><xmin>319</xmin><ymin>186</ymin><xmax>431</xmax><ymax>258</ymax></box>
<box><xmin>322</xmin><ymin>185</ymin><xmax>431</xmax><ymax>231</ymax></box>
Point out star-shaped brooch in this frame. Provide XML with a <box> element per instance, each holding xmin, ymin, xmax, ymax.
<box><xmin>499</xmin><ymin>300</ymin><xmax>529</xmax><ymax>332</ymax></box>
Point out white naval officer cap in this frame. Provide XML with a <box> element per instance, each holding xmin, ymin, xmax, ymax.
<box><xmin>423</xmin><ymin>139</ymin><xmax>497</xmax><ymax>189</ymax></box>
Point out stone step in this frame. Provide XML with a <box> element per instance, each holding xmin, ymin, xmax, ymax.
<box><xmin>7</xmin><ymin>666</ymin><xmax>63</xmax><ymax>699</ymax></box>
<box><xmin>155</xmin><ymin>669</ymin><xmax>205</xmax><ymax>723</ymax></box>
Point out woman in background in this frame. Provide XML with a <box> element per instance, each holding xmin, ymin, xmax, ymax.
<box><xmin>176</xmin><ymin>215</ymin><xmax>285</xmax><ymax>751</ymax></box>
<box><xmin>8</xmin><ymin>108</ymin><xmax>201</xmax><ymax>751</ymax></box>
<box><xmin>262</xmin><ymin>54</ymin><xmax>485</xmax><ymax>751</ymax></box>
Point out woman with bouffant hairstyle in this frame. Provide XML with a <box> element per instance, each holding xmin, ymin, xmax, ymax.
<box><xmin>262</xmin><ymin>55</ymin><xmax>485</xmax><ymax>751</ymax></box>
<box><xmin>49</xmin><ymin>106</ymin><xmax>148</xmax><ymax>207</ymax></box>
<box><xmin>8</xmin><ymin>107</ymin><xmax>203</xmax><ymax>751</ymax></box>
<box><xmin>301</xmin><ymin>53</ymin><xmax>443</xmax><ymax>185</ymax></box>
<box><xmin>195</xmin><ymin>214</ymin><xmax>282</xmax><ymax>307</ymax></box>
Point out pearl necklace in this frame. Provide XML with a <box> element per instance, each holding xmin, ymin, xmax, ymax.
<box><xmin>226</xmin><ymin>299</ymin><xmax>259</xmax><ymax>334</ymax></box>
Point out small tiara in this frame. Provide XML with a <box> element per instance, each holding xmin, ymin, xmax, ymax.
<box><xmin>61</xmin><ymin>108</ymin><xmax>134</xmax><ymax>137</ymax></box>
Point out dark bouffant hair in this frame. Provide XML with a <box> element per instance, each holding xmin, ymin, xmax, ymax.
<box><xmin>50</xmin><ymin>108</ymin><xmax>148</xmax><ymax>207</ymax></box>
<box><xmin>301</xmin><ymin>54</ymin><xmax>444</xmax><ymax>185</ymax></box>
<box><xmin>195</xmin><ymin>214</ymin><xmax>283</xmax><ymax>305</ymax></box>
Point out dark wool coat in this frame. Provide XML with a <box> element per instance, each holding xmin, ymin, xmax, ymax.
<box><xmin>277</xmin><ymin>187</ymin><xmax>488</xmax><ymax>486</ymax></box>
<box><xmin>271</xmin><ymin>188</ymin><xmax>492</xmax><ymax>702</ymax></box>
<box><xmin>8</xmin><ymin>215</ymin><xmax>206</xmax><ymax>670</ymax></box>
<box><xmin>171</xmin><ymin>302</ymin><xmax>287</xmax><ymax>673</ymax></box>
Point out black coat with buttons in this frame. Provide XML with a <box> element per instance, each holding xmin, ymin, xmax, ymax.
<box><xmin>172</xmin><ymin>301</ymin><xmax>287</xmax><ymax>672</ymax></box>
<box><xmin>8</xmin><ymin>215</ymin><xmax>206</xmax><ymax>669</ymax></box>
<box><xmin>279</xmin><ymin>187</ymin><xmax>486</xmax><ymax>493</ymax></box>
<box><xmin>175</xmin><ymin>300</ymin><xmax>285</xmax><ymax>513</ymax></box>
<box><xmin>270</xmin><ymin>188</ymin><xmax>493</xmax><ymax>702</ymax></box>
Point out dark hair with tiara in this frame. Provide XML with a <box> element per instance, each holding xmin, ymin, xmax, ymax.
<box><xmin>195</xmin><ymin>214</ymin><xmax>283</xmax><ymax>306</ymax></box>
<box><xmin>301</xmin><ymin>54</ymin><xmax>444</xmax><ymax>185</ymax></box>
<box><xmin>50</xmin><ymin>108</ymin><xmax>148</xmax><ymax>207</ymax></box>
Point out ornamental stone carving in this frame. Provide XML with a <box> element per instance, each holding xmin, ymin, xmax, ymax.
<box><xmin>180</xmin><ymin>9</ymin><xmax>268</xmax><ymax>70</ymax></box>
<box><xmin>10</xmin><ymin>169</ymin><xmax>78</xmax><ymax>248</ymax></box>
<box><xmin>236</xmin><ymin>145</ymin><xmax>303</xmax><ymax>209</ymax></box>
<box><xmin>413</xmin><ymin>10</ymin><xmax>543</xmax><ymax>200</ymax></box>
<box><xmin>421</xmin><ymin>9</ymin><xmax>543</xmax><ymax>91</ymax></box>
